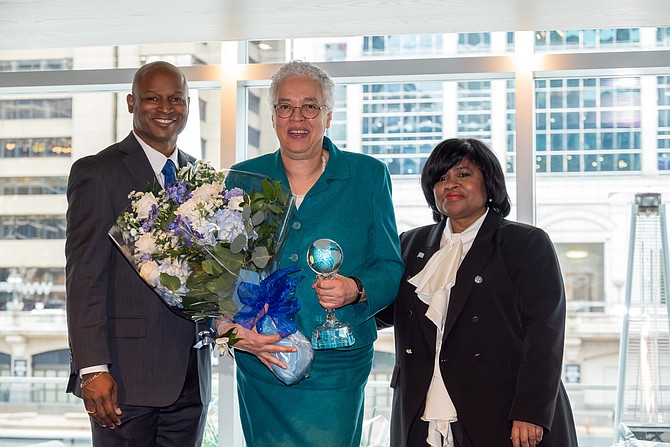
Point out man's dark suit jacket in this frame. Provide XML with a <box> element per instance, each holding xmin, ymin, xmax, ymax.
<box><xmin>65</xmin><ymin>132</ymin><xmax>210</xmax><ymax>407</ymax></box>
<box><xmin>377</xmin><ymin>211</ymin><xmax>578</xmax><ymax>446</ymax></box>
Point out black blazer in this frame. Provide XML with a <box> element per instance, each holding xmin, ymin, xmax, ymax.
<box><xmin>65</xmin><ymin>132</ymin><xmax>210</xmax><ymax>406</ymax></box>
<box><xmin>377</xmin><ymin>212</ymin><xmax>578</xmax><ymax>446</ymax></box>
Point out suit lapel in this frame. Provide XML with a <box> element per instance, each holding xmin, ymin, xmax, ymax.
<box><xmin>177</xmin><ymin>149</ymin><xmax>192</xmax><ymax>169</ymax></box>
<box><xmin>407</xmin><ymin>220</ymin><xmax>447</xmax><ymax>348</ymax></box>
<box><xmin>118</xmin><ymin>132</ymin><xmax>156</xmax><ymax>191</ymax></box>
<box><xmin>442</xmin><ymin>212</ymin><xmax>502</xmax><ymax>339</ymax></box>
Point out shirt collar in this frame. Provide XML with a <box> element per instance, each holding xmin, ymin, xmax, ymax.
<box><xmin>133</xmin><ymin>130</ymin><xmax>180</xmax><ymax>179</ymax></box>
<box><xmin>442</xmin><ymin>209</ymin><xmax>489</xmax><ymax>251</ymax></box>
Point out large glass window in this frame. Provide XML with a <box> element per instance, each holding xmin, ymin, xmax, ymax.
<box><xmin>246</xmin><ymin>32</ymin><xmax>514</xmax><ymax>64</ymax></box>
<box><xmin>535</xmin><ymin>77</ymin><xmax>642</xmax><ymax>173</ymax></box>
<box><xmin>659</xmin><ymin>76</ymin><xmax>670</xmax><ymax>170</ymax></box>
<box><xmin>535</xmin><ymin>28</ymin><xmax>641</xmax><ymax>51</ymax></box>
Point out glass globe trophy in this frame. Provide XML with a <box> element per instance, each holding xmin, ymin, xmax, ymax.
<box><xmin>307</xmin><ymin>238</ymin><xmax>356</xmax><ymax>349</ymax></box>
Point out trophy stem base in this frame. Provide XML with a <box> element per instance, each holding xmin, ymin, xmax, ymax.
<box><xmin>311</xmin><ymin>322</ymin><xmax>355</xmax><ymax>349</ymax></box>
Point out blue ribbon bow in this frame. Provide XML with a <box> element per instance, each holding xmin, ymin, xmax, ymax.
<box><xmin>234</xmin><ymin>266</ymin><xmax>304</xmax><ymax>338</ymax></box>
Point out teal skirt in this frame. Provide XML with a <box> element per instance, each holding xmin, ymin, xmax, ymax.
<box><xmin>236</xmin><ymin>344</ymin><xmax>374</xmax><ymax>447</ymax></box>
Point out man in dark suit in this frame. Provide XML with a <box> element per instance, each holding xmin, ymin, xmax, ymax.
<box><xmin>65</xmin><ymin>61</ymin><xmax>211</xmax><ymax>447</ymax></box>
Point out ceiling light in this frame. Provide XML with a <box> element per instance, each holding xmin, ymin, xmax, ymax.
<box><xmin>566</xmin><ymin>249</ymin><xmax>588</xmax><ymax>259</ymax></box>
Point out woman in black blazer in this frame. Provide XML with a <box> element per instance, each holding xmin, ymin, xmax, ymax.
<box><xmin>377</xmin><ymin>138</ymin><xmax>578</xmax><ymax>447</ymax></box>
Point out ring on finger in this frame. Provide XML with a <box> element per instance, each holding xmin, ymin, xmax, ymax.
<box><xmin>86</xmin><ymin>409</ymin><xmax>96</xmax><ymax>415</ymax></box>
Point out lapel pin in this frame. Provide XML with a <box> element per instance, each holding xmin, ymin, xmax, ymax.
<box><xmin>417</xmin><ymin>252</ymin><xmax>424</xmax><ymax>258</ymax></box>
<box><xmin>474</xmin><ymin>275</ymin><xmax>483</xmax><ymax>284</ymax></box>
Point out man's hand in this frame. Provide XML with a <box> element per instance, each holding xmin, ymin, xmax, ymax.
<box><xmin>82</xmin><ymin>372</ymin><xmax>122</xmax><ymax>429</ymax></box>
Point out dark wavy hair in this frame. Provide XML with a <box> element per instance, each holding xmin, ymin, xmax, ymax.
<box><xmin>421</xmin><ymin>138</ymin><xmax>511</xmax><ymax>223</ymax></box>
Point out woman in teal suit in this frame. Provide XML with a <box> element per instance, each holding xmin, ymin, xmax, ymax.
<box><xmin>219</xmin><ymin>60</ymin><xmax>404</xmax><ymax>446</ymax></box>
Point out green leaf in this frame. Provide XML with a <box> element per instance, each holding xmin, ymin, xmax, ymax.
<box><xmin>261</xmin><ymin>178</ymin><xmax>276</xmax><ymax>200</ymax></box>
<box><xmin>242</xmin><ymin>203</ymin><xmax>251</xmax><ymax>220</ymax></box>
<box><xmin>274</xmin><ymin>180</ymin><xmax>289</xmax><ymax>205</ymax></box>
<box><xmin>159</xmin><ymin>273</ymin><xmax>182</xmax><ymax>292</ymax></box>
<box><xmin>212</xmin><ymin>244</ymin><xmax>246</xmax><ymax>270</ymax></box>
<box><xmin>230</xmin><ymin>234</ymin><xmax>247</xmax><ymax>254</ymax></box>
<box><xmin>251</xmin><ymin>246</ymin><xmax>270</xmax><ymax>269</ymax></box>
<box><xmin>219</xmin><ymin>327</ymin><xmax>242</xmax><ymax>347</ymax></box>
<box><xmin>201</xmin><ymin>259</ymin><xmax>222</xmax><ymax>275</ymax></box>
<box><xmin>251</xmin><ymin>210</ymin><xmax>265</xmax><ymax>226</ymax></box>
<box><xmin>218</xmin><ymin>299</ymin><xmax>239</xmax><ymax>316</ymax></box>
<box><xmin>206</xmin><ymin>273</ymin><xmax>238</xmax><ymax>296</ymax></box>
<box><xmin>267</xmin><ymin>203</ymin><xmax>283</xmax><ymax>214</ymax></box>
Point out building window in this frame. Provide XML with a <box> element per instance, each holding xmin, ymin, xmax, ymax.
<box><xmin>362</xmin><ymin>82</ymin><xmax>444</xmax><ymax>175</ymax></box>
<box><xmin>0</xmin><ymin>216</ymin><xmax>66</xmax><ymax>240</ymax></box>
<box><xmin>555</xmin><ymin>243</ymin><xmax>605</xmax><ymax>312</ymax></box>
<box><xmin>0</xmin><ymin>137</ymin><xmax>72</xmax><ymax>158</ymax></box>
<box><xmin>0</xmin><ymin>353</ymin><xmax>10</xmax><ymax>377</ymax></box>
<box><xmin>458</xmin><ymin>81</ymin><xmax>493</xmax><ymax>144</ymax></box>
<box><xmin>658</xmin><ymin>76</ymin><xmax>670</xmax><ymax>171</ymax></box>
<box><xmin>362</xmin><ymin>34</ymin><xmax>444</xmax><ymax>57</ymax></box>
<box><xmin>325</xmin><ymin>42</ymin><xmax>347</xmax><ymax>61</ymax></box>
<box><xmin>248</xmin><ymin>92</ymin><xmax>260</xmax><ymax>115</ymax></box>
<box><xmin>458</xmin><ymin>33</ymin><xmax>491</xmax><ymax>52</ymax></box>
<box><xmin>535</xmin><ymin>77</ymin><xmax>641</xmax><ymax>173</ymax></box>
<box><xmin>535</xmin><ymin>28</ymin><xmax>640</xmax><ymax>52</ymax></box>
<box><xmin>0</xmin><ymin>177</ymin><xmax>68</xmax><ymax>195</ymax></box>
<box><xmin>657</xmin><ymin>27</ymin><xmax>670</xmax><ymax>46</ymax></box>
<box><xmin>248</xmin><ymin>126</ymin><xmax>260</xmax><ymax>150</ymax></box>
<box><xmin>0</xmin><ymin>267</ymin><xmax>66</xmax><ymax>311</ymax></box>
<box><xmin>0</xmin><ymin>58</ymin><xmax>73</xmax><ymax>72</ymax></box>
<box><xmin>32</xmin><ymin>350</ymin><xmax>72</xmax><ymax>404</ymax></box>
<box><xmin>199</xmin><ymin>98</ymin><xmax>207</xmax><ymax>121</ymax></box>
<box><xmin>0</xmin><ymin>98</ymin><xmax>72</xmax><ymax>119</ymax></box>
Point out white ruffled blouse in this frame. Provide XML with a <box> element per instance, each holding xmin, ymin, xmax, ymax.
<box><xmin>407</xmin><ymin>210</ymin><xmax>488</xmax><ymax>447</ymax></box>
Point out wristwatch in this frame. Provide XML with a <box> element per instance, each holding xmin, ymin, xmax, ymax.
<box><xmin>349</xmin><ymin>276</ymin><xmax>363</xmax><ymax>304</ymax></box>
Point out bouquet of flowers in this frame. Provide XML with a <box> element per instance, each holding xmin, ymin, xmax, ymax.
<box><xmin>109</xmin><ymin>160</ymin><xmax>313</xmax><ymax>385</ymax></box>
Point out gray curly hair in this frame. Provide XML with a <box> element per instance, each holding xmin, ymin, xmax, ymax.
<box><xmin>268</xmin><ymin>60</ymin><xmax>335</xmax><ymax>110</ymax></box>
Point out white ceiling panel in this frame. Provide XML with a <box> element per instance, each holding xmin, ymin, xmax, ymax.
<box><xmin>1</xmin><ymin>0</ymin><xmax>670</xmax><ymax>50</ymax></box>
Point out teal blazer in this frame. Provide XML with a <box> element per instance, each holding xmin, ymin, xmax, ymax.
<box><xmin>232</xmin><ymin>136</ymin><xmax>404</xmax><ymax>348</ymax></box>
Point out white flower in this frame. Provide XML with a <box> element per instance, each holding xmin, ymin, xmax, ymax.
<box><xmin>191</xmin><ymin>182</ymin><xmax>224</xmax><ymax>203</ymax></box>
<box><xmin>135</xmin><ymin>233</ymin><xmax>156</xmax><ymax>255</ymax></box>
<box><xmin>139</xmin><ymin>260</ymin><xmax>160</xmax><ymax>286</ymax></box>
<box><xmin>227</xmin><ymin>196</ymin><xmax>244</xmax><ymax>210</ymax></box>
<box><xmin>133</xmin><ymin>192</ymin><xmax>158</xmax><ymax>220</ymax></box>
<box><xmin>176</xmin><ymin>198</ymin><xmax>202</xmax><ymax>224</ymax></box>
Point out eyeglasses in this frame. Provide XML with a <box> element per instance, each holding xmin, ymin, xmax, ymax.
<box><xmin>273</xmin><ymin>102</ymin><xmax>327</xmax><ymax>119</ymax></box>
